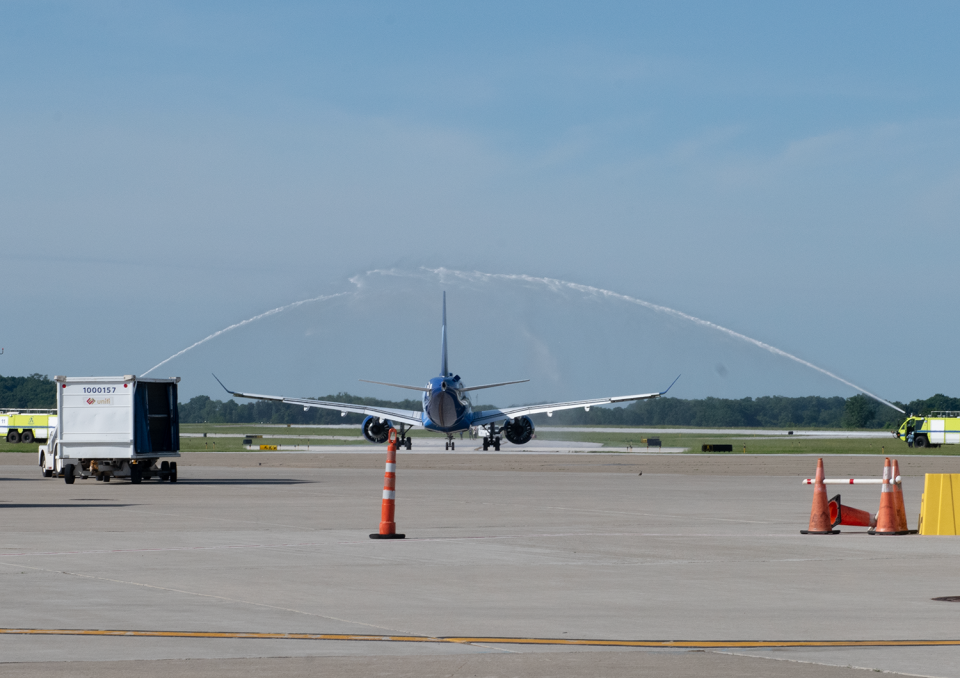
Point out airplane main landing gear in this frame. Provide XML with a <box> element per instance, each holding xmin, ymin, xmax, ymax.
<box><xmin>481</xmin><ymin>425</ymin><xmax>501</xmax><ymax>451</ymax></box>
<box><xmin>396</xmin><ymin>425</ymin><xmax>413</xmax><ymax>451</ymax></box>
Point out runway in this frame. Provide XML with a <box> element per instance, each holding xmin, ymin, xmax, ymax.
<box><xmin>2</xmin><ymin>452</ymin><xmax>959</xmax><ymax>677</ymax></box>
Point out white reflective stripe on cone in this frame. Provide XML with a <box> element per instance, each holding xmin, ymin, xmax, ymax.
<box><xmin>385</xmin><ymin>463</ymin><xmax>396</xmax><ymax>473</ymax></box>
<box><xmin>382</xmin><ymin>490</ymin><xmax>395</xmax><ymax>500</ymax></box>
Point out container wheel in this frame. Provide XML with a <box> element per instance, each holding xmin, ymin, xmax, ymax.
<box><xmin>64</xmin><ymin>463</ymin><xmax>75</xmax><ymax>484</ymax></box>
<box><xmin>21</xmin><ymin>430</ymin><xmax>34</xmax><ymax>444</ymax></box>
<box><xmin>6</xmin><ymin>430</ymin><xmax>20</xmax><ymax>443</ymax></box>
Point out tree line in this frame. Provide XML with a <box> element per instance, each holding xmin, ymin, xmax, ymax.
<box><xmin>0</xmin><ymin>374</ymin><xmax>57</xmax><ymax>409</ymax></box>
<box><xmin>3</xmin><ymin>373</ymin><xmax>956</xmax><ymax>429</ymax></box>
<box><xmin>529</xmin><ymin>394</ymin><xmax>906</xmax><ymax>429</ymax></box>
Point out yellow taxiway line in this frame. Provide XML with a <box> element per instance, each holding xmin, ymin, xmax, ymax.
<box><xmin>2</xmin><ymin>629</ymin><xmax>960</xmax><ymax>648</ymax></box>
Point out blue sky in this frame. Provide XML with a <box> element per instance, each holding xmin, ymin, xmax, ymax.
<box><xmin>2</xmin><ymin>2</ymin><xmax>959</xmax><ymax>406</ymax></box>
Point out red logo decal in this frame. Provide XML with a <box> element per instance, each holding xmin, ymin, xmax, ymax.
<box><xmin>86</xmin><ymin>398</ymin><xmax>95</xmax><ymax>404</ymax></box>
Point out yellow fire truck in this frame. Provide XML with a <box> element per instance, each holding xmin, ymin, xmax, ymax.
<box><xmin>1</xmin><ymin>410</ymin><xmax>57</xmax><ymax>444</ymax></box>
<box><xmin>896</xmin><ymin>412</ymin><xmax>960</xmax><ymax>449</ymax></box>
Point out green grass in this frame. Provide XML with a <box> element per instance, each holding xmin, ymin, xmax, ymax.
<box><xmin>534</xmin><ymin>429</ymin><xmax>956</xmax><ymax>455</ymax></box>
<box><xmin>3</xmin><ymin>424</ymin><xmax>957</xmax><ymax>456</ymax></box>
<box><xmin>179</xmin><ymin>423</ymin><xmax>436</xmax><ymax>438</ymax></box>
<box><xmin>0</xmin><ymin>439</ymin><xmax>37</xmax><ymax>454</ymax></box>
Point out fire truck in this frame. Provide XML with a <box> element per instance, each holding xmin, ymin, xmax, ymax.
<box><xmin>896</xmin><ymin>412</ymin><xmax>960</xmax><ymax>448</ymax></box>
<box><xmin>1</xmin><ymin>410</ymin><xmax>57</xmax><ymax>443</ymax></box>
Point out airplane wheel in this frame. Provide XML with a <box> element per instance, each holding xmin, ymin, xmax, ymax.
<box><xmin>170</xmin><ymin>462</ymin><xmax>178</xmax><ymax>483</ymax></box>
<box><xmin>451</xmin><ymin>441</ymin><xmax>455</xmax><ymax>450</ymax></box>
<box><xmin>405</xmin><ymin>439</ymin><xmax>412</xmax><ymax>450</ymax></box>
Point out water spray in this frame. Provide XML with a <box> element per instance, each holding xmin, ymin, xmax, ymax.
<box><xmin>371</xmin><ymin>267</ymin><xmax>905</xmax><ymax>414</ymax></box>
<box><xmin>141</xmin><ymin>267</ymin><xmax>904</xmax><ymax>416</ymax></box>
<box><xmin>141</xmin><ymin>292</ymin><xmax>347</xmax><ymax>377</ymax></box>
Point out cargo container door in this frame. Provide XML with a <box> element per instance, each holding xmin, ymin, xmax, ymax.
<box><xmin>134</xmin><ymin>381</ymin><xmax>180</xmax><ymax>455</ymax></box>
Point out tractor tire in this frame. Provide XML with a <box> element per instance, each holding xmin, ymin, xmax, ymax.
<box><xmin>64</xmin><ymin>463</ymin><xmax>75</xmax><ymax>484</ymax></box>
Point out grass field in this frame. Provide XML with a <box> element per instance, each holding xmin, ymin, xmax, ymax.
<box><xmin>537</xmin><ymin>430</ymin><xmax>939</xmax><ymax>455</ymax></box>
<box><xmin>1</xmin><ymin>424</ymin><xmax>953</xmax><ymax>456</ymax></box>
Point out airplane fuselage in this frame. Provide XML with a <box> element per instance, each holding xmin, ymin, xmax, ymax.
<box><xmin>421</xmin><ymin>376</ymin><xmax>474</xmax><ymax>433</ymax></box>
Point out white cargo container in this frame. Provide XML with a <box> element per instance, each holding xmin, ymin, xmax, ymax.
<box><xmin>38</xmin><ymin>375</ymin><xmax>181</xmax><ymax>484</ymax></box>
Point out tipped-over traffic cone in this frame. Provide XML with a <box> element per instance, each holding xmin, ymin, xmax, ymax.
<box><xmin>801</xmin><ymin>458</ymin><xmax>839</xmax><ymax>534</ymax></box>
<box><xmin>891</xmin><ymin>458</ymin><xmax>909</xmax><ymax>532</ymax></box>
<box><xmin>827</xmin><ymin>494</ymin><xmax>877</xmax><ymax>528</ymax></box>
<box><xmin>370</xmin><ymin>428</ymin><xmax>405</xmax><ymax>540</ymax></box>
<box><xmin>873</xmin><ymin>458</ymin><xmax>907</xmax><ymax>535</ymax></box>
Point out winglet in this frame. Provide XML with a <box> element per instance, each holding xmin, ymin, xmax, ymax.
<box><xmin>212</xmin><ymin>373</ymin><xmax>236</xmax><ymax>396</ymax></box>
<box><xmin>659</xmin><ymin>374</ymin><xmax>681</xmax><ymax>396</ymax></box>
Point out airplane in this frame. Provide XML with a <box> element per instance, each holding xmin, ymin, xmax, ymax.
<box><xmin>214</xmin><ymin>293</ymin><xmax>679</xmax><ymax>451</ymax></box>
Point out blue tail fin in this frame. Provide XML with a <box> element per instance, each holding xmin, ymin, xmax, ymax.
<box><xmin>440</xmin><ymin>292</ymin><xmax>449</xmax><ymax>377</ymax></box>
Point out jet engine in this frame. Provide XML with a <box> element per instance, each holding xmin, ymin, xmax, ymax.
<box><xmin>362</xmin><ymin>416</ymin><xmax>394</xmax><ymax>444</ymax></box>
<box><xmin>502</xmin><ymin>416</ymin><xmax>534</xmax><ymax>445</ymax></box>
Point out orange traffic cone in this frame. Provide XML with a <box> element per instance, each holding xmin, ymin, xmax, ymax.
<box><xmin>891</xmin><ymin>458</ymin><xmax>909</xmax><ymax>533</ymax></box>
<box><xmin>370</xmin><ymin>428</ymin><xmax>405</xmax><ymax>540</ymax></box>
<box><xmin>873</xmin><ymin>457</ymin><xmax>907</xmax><ymax>535</ymax></box>
<box><xmin>827</xmin><ymin>494</ymin><xmax>877</xmax><ymax>528</ymax></box>
<box><xmin>801</xmin><ymin>458</ymin><xmax>839</xmax><ymax>534</ymax></box>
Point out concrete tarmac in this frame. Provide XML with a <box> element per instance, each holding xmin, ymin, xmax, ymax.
<box><xmin>2</xmin><ymin>452</ymin><xmax>959</xmax><ymax>677</ymax></box>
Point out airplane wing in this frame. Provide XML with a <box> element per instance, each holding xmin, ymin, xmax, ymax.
<box><xmin>470</xmin><ymin>376</ymin><xmax>680</xmax><ymax>427</ymax></box>
<box><xmin>213</xmin><ymin>375</ymin><xmax>423</xmax><ymax>427</ymax></box>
